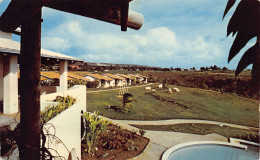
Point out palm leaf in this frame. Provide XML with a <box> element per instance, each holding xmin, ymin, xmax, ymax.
<box><xmin>235</xmin><ymin>44</ymin><xmax>258</xmax><ymax>76</ymax></box>
<box><xmin>226</xmin><ymin>0</ymin><xmax>246</xmax><ymax>36</ymax></box>
<box><xmin>228</xmin><ymin>31</ymin><xmax>255</xmax><ymax>62</ymax></box>
<box><xmin>223</xmin><ymin>0</ymin><xmax>237</xmax><ymax>20</ymax></box>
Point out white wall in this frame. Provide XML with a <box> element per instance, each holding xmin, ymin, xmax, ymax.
<box><xmin>41</xmin><ymin>85</ymin><xmax>86</xmax><ymax>112</ymax></box>
<box><xmin>0</xmin><ymin>30</ymin><xmax>12</xmax><ymax>39</ymax></box>
<box><xmin>0</xmin><ymin>55</ymin><xmax>3</xmax><ymax>101</ymax></box>
<box><xmin>84</xmin><ymin>76</ymin><xmax>95</xmax><ymax>82</ymax></box>
<box><xmin>59</xmin><ymin>61</ymin><xmax>68</xmax><ymax>91</ymax></box>
<box><xmin>41</xmin><ymin>85</ymin><xmax>87</xmax><ymax>159</ymax></box>
<box><xmin>3</xmin><ymin>55</ymin><xmax>18</xmax><ymax>114</ymax></box>
<box><xmin>44</xmin><ymin>102</ymin><xmax>81</xmax><ymax>159</ymax></box>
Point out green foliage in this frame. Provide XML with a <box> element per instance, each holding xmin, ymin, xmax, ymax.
<box><xmin>86</xmin><ymin>81</ymin><xmax>100</xmax><ymax>88</ymax></box>
<box><xmin>68</xmin><ymin>79</ymin><xmax>87</xmax><ymax>88</ymax></box>
<box><xmin>82</xmin><ymin>111</ymin><xmax>111</xmax><ymax>155</ymax></box>
<box><xmin>122</xmin><ymin>93</ymin><xmax>137</xmax><ymax>113</ymax></box>
<box><xmin>41</xmin><ymin>95</ymin><xmax>76</xmax><ymax>123</ymax></box>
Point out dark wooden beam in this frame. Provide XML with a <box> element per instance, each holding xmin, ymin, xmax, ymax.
<box><xmin>19</xmin><ymin>8</ymin><xmax>42</xmax><ymax>160</ymax></box>
<box><xmin>44</xmin><ymin>0</ymin><xmax>142</xmax><ymax>30</ymax></box>
<box><xmin>0</xmin><ymin>0</ymin><xmax>43</xmax><ymax>32</ymax></box>
<box><xmin>120</xmin><ymin>0</ymin><xmax>129</xmax><ymax>31</ymax></box>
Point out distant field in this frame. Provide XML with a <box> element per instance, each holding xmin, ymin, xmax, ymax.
<box><xmin>142</xmin><ymin>71</ymin><xmax>259</xmax><ymax>99</ymax></box>
<box><xmin>87</xmin><ymin>84</ymin><xmax>259</xmax><ymax>127</ymax></box>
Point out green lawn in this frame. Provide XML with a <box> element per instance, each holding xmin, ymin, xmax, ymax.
<box><xmin>131</xmin><ymin>124</ymin><xmax>259</xmax><ymax>143</ymax></box>
<box><xmin>87</xmin><ymin>84</ymin><xmax>259</xmax><ymax>127</ymax></box>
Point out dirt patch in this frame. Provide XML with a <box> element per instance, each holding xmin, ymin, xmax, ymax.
<box><xmin>82</xmin><ymin>125</ymin><xmax>149</xmax><ymax>160</ymax></box>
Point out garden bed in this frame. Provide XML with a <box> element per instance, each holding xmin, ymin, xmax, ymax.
<box><xmin>82</xmin><ymin>124</ymin><xmax>149</xmax><ymax>160</ymax></box>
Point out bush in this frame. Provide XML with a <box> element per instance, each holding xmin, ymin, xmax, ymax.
<box><xmin>41</xmin><ymin>95</ymin><xmax>76</xmax><ymax>123</ymax></box>
<box><xmin>81</xmin><ymin>111</ymin><xmax>111</xmax><ymax>155</ymax></box>
<box><xmin>86</xmin><ymin>81</ymin><xmax>99</xmax><ymax>88</ymax></box>
<box><xmin>68</xmin><ymin>79</ymin><xmax>87</xmax><ymax>88</ymax></box>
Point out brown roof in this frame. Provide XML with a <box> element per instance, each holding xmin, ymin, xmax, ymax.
<box><xmin>128</xmin><ymin>74</ymin><xmax>143</xmax><ymax>79</ymax></box>
<box><xmin>136</xmin><ymin>74</ymin><xmax>148</xmax><ymax>78</ymax></box>
<box><xmin>41</xmin><ymin>71</ymin><xmax>73</xmax><ymax>80</ymax></box>
<box><xmin>18</xmin><ymin>71</ymin><xmax>55</xmax><ymax>81</ymax></box>
<box><xmin>68</xmin><ymin>72</ymin><xmax>90</xmax><ymax>82</ymax></box>
<box><xmin>87</xmin><ymin>74</ymin><xmax>113</xmax><ymax>81</ymax></box>
<box><xmin>41</xmin><ymin>72</ymin><xmax>60</xmax><ymax>79</ymax></box>
<box><xmin>103</xmin><ymin>74</ymin><xmax>125</xmax><ymax>80</ymax></box>
<box><xmin>117</xmin><ymin>74</ymin><xmax>133</xmax><ymax>79</ymax></box>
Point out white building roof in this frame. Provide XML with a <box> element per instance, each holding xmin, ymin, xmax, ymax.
<box><xmin>0</xmin><ymin>36</ymin><xmax>82</xmax><ymax>62</ymax></box>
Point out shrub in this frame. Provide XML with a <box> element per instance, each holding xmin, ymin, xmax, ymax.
<box><xmin>86</xmin><ymin>81</ymin><xmax>99</xmax><ymax>88</ymax></box>
<box><xmin>81</xmin><ymin>111</ymin><xmax>111</xmax><ymax>155</ymax></box>
<box><xmin>68</xmin><ymin>79</ymin><xmax>87</xmax><ymax>88</ymax></box>
<box><xmin>41</xmin><ymin>95</ymin><xmax>76</xmax><ymax>123</ymax></box>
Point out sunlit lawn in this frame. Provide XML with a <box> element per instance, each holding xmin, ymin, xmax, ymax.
<box><xmin>87</xmin><ymin>84</ymin><xmax>259</xmax><ymax>127</ymax></box>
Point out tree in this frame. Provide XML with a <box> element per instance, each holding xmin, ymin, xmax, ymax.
<box><xmin>122</xmin><ymin>93</ymin><xmax>136</xmax><ymax>112</ymax></box>
<box><xmin>223</xmin><ymin>0</ymin><xmax>260</xmax><ymax>86</ymax></box>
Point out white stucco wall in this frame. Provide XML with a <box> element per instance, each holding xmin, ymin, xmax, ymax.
<box><xmin>3</xmin><ymin>55</ymin><xmax>18</xmax><ymax>114</ymax></box>
<box><xmin>110</xmin><ymin>79</ymin><xmax>115</xmax><ymax>87</ymax></box>
<box><xmin>44</xmin><ymin>102</ymin><xmax>81</xmax><ymax>159</ymax></box>
<box><xmin>41</xmin><ymin>85</ymin><xmax>86</xmax><ymax>112</ymax></box>
<box><xmin>0</xmin><ymin>55</ymin><xmax>3</xmax><ymax>101</ymax></box>
<box><xmin>41</xmin><ymin>85</ymin><xmax>86</xmax><ymax>159</ymax></box>
<box><xmin>0</xmin><ymin>30</ymin><xmax>12</xmax><ymax>39</ymax></box>
<box><xmin>59</xmin><ymin>61</ymin><xmax>68</xmax><ymax>91</ymax></box>
<box><xmin>84</xmin><ymin>76</ymin><xmax>95</xmax><ymax>82</ymax></box>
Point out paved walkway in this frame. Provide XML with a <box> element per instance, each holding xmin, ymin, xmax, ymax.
<box><xmin>130</xmin><ymin>131</ymin><xmax>227</xmax><ymax>160</ymax></box>
<box><xmin>118</xmin><ymin>119</ymin><xmax>259</xmax><ymax>131</ymax></box>
<box><xmin>103</xmin><ymin>118</ymin><xmax>228</xmax><ymax>160</ymax></box>
<box><xmin>87</xmin><ymin>83</ymin><xmax>153</xmax><ymax>93</ymax></box>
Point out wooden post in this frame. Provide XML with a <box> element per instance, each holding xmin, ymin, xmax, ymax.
<box><xmin>120</xmin><ymin>1</ymin><xmax>129</xmax><ymax>31</ymax></box>
<box><xmin>19</xmin><ymin>8</ymin><xmax>42</xmax><ymax>160</ymax></box>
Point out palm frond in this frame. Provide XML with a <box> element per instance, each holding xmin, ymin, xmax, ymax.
<box><xmin>235</xmin><ymin>43</ymin><xmax>258</xmax><ymax>76</ymax></box>
<box><xmin>223</xmin><ymin>0</ymin><xmax>237</xmax><ymax>20</ymax></box>
<box><xmin>228</xmin><ymin>31</ymin><xmax>255</xmax><ymax>62</ymax></box>
<box><xmin>223</xmin><ymin>0</ymin><xmax>260</xmax><ymax>83</ymax></box>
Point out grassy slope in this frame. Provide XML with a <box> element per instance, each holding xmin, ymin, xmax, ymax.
<box><xmin>87</xmin><ymin>84</ymin><xmax>258</xmax><ymax>127</ymax></box>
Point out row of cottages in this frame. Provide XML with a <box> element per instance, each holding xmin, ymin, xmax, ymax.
<box><xmin>128</xmin><ymin>74</ymin><xmax>148</xmax><ymax>84</ymax></box>
<box><xmin>103</xmin><ymin>73</ymin><xmax>126</xmax><ymax>87</ymax></box>
<box><xmin>84</xmin><ymin>74</ymin><xmax>113</xmax><ymax>88</ymax></box>
<box><xmin>83</xmin><ymin>73</ymin><xmax>148</xmax><ymax>88</ymax></box>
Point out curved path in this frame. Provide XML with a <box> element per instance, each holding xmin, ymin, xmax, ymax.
<box><xmin>117</xmin><ymin>119</ymin><xmax>259</xmax><ymax>131</ymax></box>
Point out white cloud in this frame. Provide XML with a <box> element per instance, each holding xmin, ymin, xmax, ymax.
<box><xmin>42</xmin><ymin>37</ymin><xmax>71</xmax><ymax>52</ymax></box>
<box><xmin>42</xmin><ymin>19</ymin><xmax>224</xmax><ymax>67</ymax></box>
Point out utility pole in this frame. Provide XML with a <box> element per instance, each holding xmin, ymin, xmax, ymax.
<box><xmin>19</xmin><ymin>8</ymin><xmax>42</xmax><ymax>160</ymax></box>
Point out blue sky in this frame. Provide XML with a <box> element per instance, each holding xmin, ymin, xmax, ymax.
<box><xmin>0</xmin><ymin>0</ymin><xmax>255</xmax><ymax>69</ymax></box>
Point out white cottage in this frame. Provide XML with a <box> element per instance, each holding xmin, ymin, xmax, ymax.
<box><xmin>84</xmin><ymin>74</ymin><xmax>113</xmax><ymax>88</ymax></box>
<box><xmin>103</xmin><ymin>73</ymin><xmax>125</xmax><ymax>87</ymax></box>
